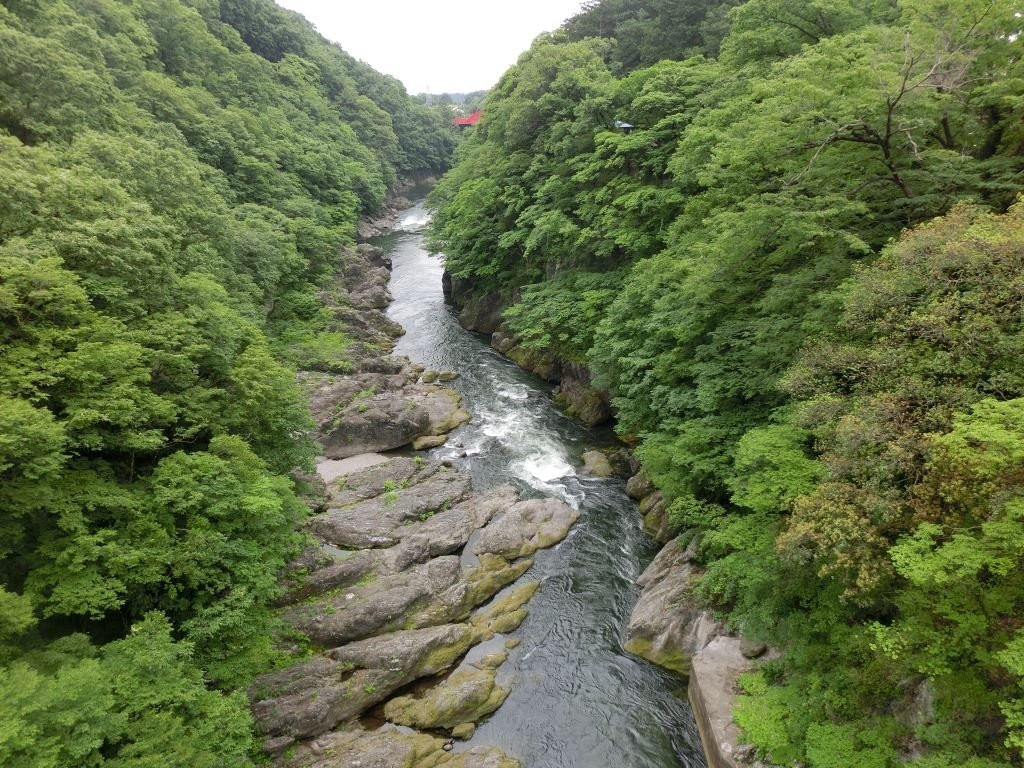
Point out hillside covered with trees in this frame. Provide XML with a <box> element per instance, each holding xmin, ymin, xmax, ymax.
<box><xmin>428</xmin><ymin>0</ymin><xmax>1024</xmax><ymax>765</ymax></box>
<box><xmin>0</xmin><ymin>0</ymin><xmax>454</xmax><ymax>764</ymax></box>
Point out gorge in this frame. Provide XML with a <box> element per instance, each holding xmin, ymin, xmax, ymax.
<box><xmin>2</xmin><ymin>0</ymin><xmax>1024</xmax><ymax>767</ymax></box>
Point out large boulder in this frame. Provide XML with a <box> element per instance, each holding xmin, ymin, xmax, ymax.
<box><xmin>581</xmin><ymin>450</ymin><xmax>614</xmax><ymax>478</ymax></box>
<box><xmin>625</xmin><ymin>470</ymin><xmax>655</xmax><ymax>500</ymax></box>
<box><xmin>474</xmin><ymin>498</ymin><xmax>580</xmax><ymax>560</ymax></box>
<box><xmin>384</xmin><ymin>650</ymin><xmax>510</xmax><ymax>730</ymax></box>
<box><xmin>307</xmin><ymin>469</ymin><xmax>473</xmax><ymax>549</ymax></box>
<box><xmin>409</xmin><ymin>385</ymin><xmax>471</xmax><ymax>435</ymax></box>
<box><xmin>624</xmin><ymin>540</ymin><xmax>722</xmax><ymax>675</ymax></box>
<box><xmin>275</xmin><ymin>725</ymin><xmax>520</xmax><ymax>768</ymax></box>
<box><xmin>305</xmin><ymin>372</ymin><xmax>469</xmax><ymax>459</ymax></box>
<box><xmin>251</xmin><ymin>623</ymin><xmax>474</xmax><ymax>742</ymax></box>
<box><xmin>320</xmin><ymin>391</ymin><xmax>431</xmax><ymax>458</ymax></box>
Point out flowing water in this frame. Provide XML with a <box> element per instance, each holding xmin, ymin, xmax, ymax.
<box><xmin>377</xmin><ymin>203</ymin><xmax>706</xmax><ymax>768</ymax></box>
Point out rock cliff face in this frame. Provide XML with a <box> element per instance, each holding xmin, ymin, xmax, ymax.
<box><xmin>252</xmin><ymin>211</ymin><xmax>583</xmax><ymax>767</ymax></box>
<box><xmin>623</xmin><ymin>471</ymin><xmax>769</xmax><ymax>768</ymax></box>
<box><xmin>623</xmin><ymin>540</ymin><xmax>722</xmax><ymax>675</ymax></box>
<box><xmin>442</xmin><ymin>273</ymin><xmax>613</xmax><ymax>427</ymax></box>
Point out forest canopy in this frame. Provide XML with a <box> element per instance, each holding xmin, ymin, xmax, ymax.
<box><xmin>428</xmin><ymin>0</ymin><xmax>1024</xmax><ymax>764</ymax></box>
<box><xmin>0</xmin><ymin>0</ymin><xmax>455</xmax><ymax>764</ymax></box>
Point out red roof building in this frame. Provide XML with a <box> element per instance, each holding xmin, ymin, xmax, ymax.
<box><xmin>453</xmin><ymin>109</ymin><xmax>483</xmax><ymax>127</ymax></box>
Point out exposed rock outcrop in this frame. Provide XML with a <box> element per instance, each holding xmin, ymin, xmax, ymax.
<box><xmin>624</xmin><ymin>540</ymin><xmax>722</xmax><ymax>675</ymax></box>
<box><xmin>260</xmin><ymin>449</ymin><xmax>572</xmax><ymax>762</ymax></box>
<box><xmin>625</xmin><ymin>530</ymin><xmax>769</xmax><ymax>768</ymax></box>
<box><xmin>581</xmin><ymin>450</ymin><xmax>614</xmax><ymax>477</ymax></box>
<box><xmin>276</xmin><ymin>724</ymin><xmax>520</xmax><ymax>768</ymax></box>
<box><xmin>474</xmin><ymin>498</ymin><xmax>580</xmax><ymax>560</ymax></box>
<box><xmin>305</xmin><ymin>372</ymin><xmax>470</xmax><ymax>459</ymax></box>
<box><xmin>251</xmin><ymin>623</ymin><xmax>475</xmax><ymax>743</ymax></box>
<box><xmin>383</xmin><ymin>650</ymin><xmax>510</xmax><ymax>731</ymax></box>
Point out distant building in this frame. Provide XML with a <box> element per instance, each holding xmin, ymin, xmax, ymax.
<box><xmin>453</xmin><ymin>109</ymin><xmax>483</xmax><ymax>129</ymax></box>
<box><xmin>614</xmin><ymin>120</ymin><xmax>635</xmax><ymax>134</ymax></box>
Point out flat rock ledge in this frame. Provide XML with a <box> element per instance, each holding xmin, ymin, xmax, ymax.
<box><xmin>256</xmin><ymin>450</ymin><xmax>577</xmax><ymax>766</ymax></box>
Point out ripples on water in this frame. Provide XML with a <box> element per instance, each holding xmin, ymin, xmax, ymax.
<box><xmin>379</xmin><ymin>205</ymin><xmax>706</xmax><ymax>768</ymax></box>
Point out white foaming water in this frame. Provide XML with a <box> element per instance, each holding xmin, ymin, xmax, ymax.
<box><xmin>498</xmin><ymin>386</ymin><xmax>530</xmax><ymax>401</ymax></box>
<box><xmin>397</xmin><ymin>209</ymin><xmax>431</xmax><ymax>231</ymax></box>
<box><xmin>512</xmin><ymin>449</ymin><xmax>575</xmax><ymax>492</ymax></box>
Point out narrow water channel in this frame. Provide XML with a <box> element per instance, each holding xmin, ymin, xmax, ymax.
<box><xmin>377</xmin><ymin>203</ymin><xmax>707</xmax><ymax>768</ymax></box>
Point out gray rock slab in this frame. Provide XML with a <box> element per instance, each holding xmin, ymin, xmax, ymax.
<box><xmin>624</xmin><ymin>540</ymin><xmax>722</xmax><ymax>675</ymax></box>
<box><xmin>327</xmin><ymin>457</ymin><xmax>439</xmax><ymax>507</ymax></box>
<box><xmin>307</xmin><ymin>469</ymin><xmax>472</xmax><ymax>549</ymax></box>
<box><xmin>316</xmin><ymin>453</ymin><xmax>390</xmax><ymax>484</ymax></box>
<box><xmin>474</xmin><ymin>498</ymin><xmax>580</xmax><ymax>560</ymax></box>
<box><xmin>283</xmin><ymin>557</ymin><xmax>463</xmax><ymax>647</ymax></box>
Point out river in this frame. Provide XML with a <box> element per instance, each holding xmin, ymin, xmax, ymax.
<box><xmin>374</xmin><ymin>202</ymin><xmax>706</xmax><ymax>768</ymax></box>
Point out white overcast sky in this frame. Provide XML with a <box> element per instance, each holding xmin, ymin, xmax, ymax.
<box><xmin>275</xmin><ymin>0</ymin><xmax>588</xmax><ymax>94</ymax></box>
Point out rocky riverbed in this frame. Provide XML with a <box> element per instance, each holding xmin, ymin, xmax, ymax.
<box><xmin>442</xmin><ymin>255</ymin><xmax>776</xmax><ymax>767</ymax></box>
<box><xmin>249</xmin><ymin>208</ymin><xmax>583</xmax><ymax>767</ymax></box>
<box><xmin>253</xmin><ymin>199</ymin><xmax>761</xmax><ymax>768</ymax></box>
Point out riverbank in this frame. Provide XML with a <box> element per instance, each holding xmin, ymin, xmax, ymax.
<box><xmin>249</xmin><ymin>206</ymin><xmax>581</xmax><ymax>766</ymax></box>
<box><xmin>439</xmin><ymin>277</ymin><xmax>768</xmax><ymax>768</ymax></box>
<box><xmin>251</xmin><ymin>201</ymin><xmax>711</xmax><ymax>767</ymax></box>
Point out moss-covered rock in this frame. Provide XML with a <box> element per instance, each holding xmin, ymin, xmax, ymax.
<box><xmin>408</xmin><ymin>554</ymin><xmax>534</xmax><ymax>629</ymax></box>
<box><xmin>251</xmin><ymin>623</ymin><xmax>476</xmax><ymax>742</ymax></box>
<box><xmin>413</xmin><ymin>434</ymin><xmax>449</xmax><ymax>450</ymax></box>
<box><xmin>383</xmin><ymin>651</ymin><xmax>510</xmax><ymax>730</ymax></box>
<box><xmin>474</xmin><ymin>499</ymin><xmax>580</xmax><ymax>560</ymax></box>
<box><xmin>470</xmin><ymin>581</ymin><xmax>540</xmax><ymax>641</ymax></box>
<box><xmin>274</xmin><ymin>724</ymin><xmax>448</xmax><ymax>767</ymax></box>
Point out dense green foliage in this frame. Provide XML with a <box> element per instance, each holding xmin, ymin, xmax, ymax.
<box><xmin>563</xmin><ymin>0</ymin><xmax>739</xmax><ymax>69</ymax></box>
<box><xmin>0</xmin><ymin>0</ymin><xmax>454</xmax><ymax>763</ymax></box>
<box><xmin>429</xmin><ymin>0</ymin><xmax>1024</xmax><ymax>763</ymax></box>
